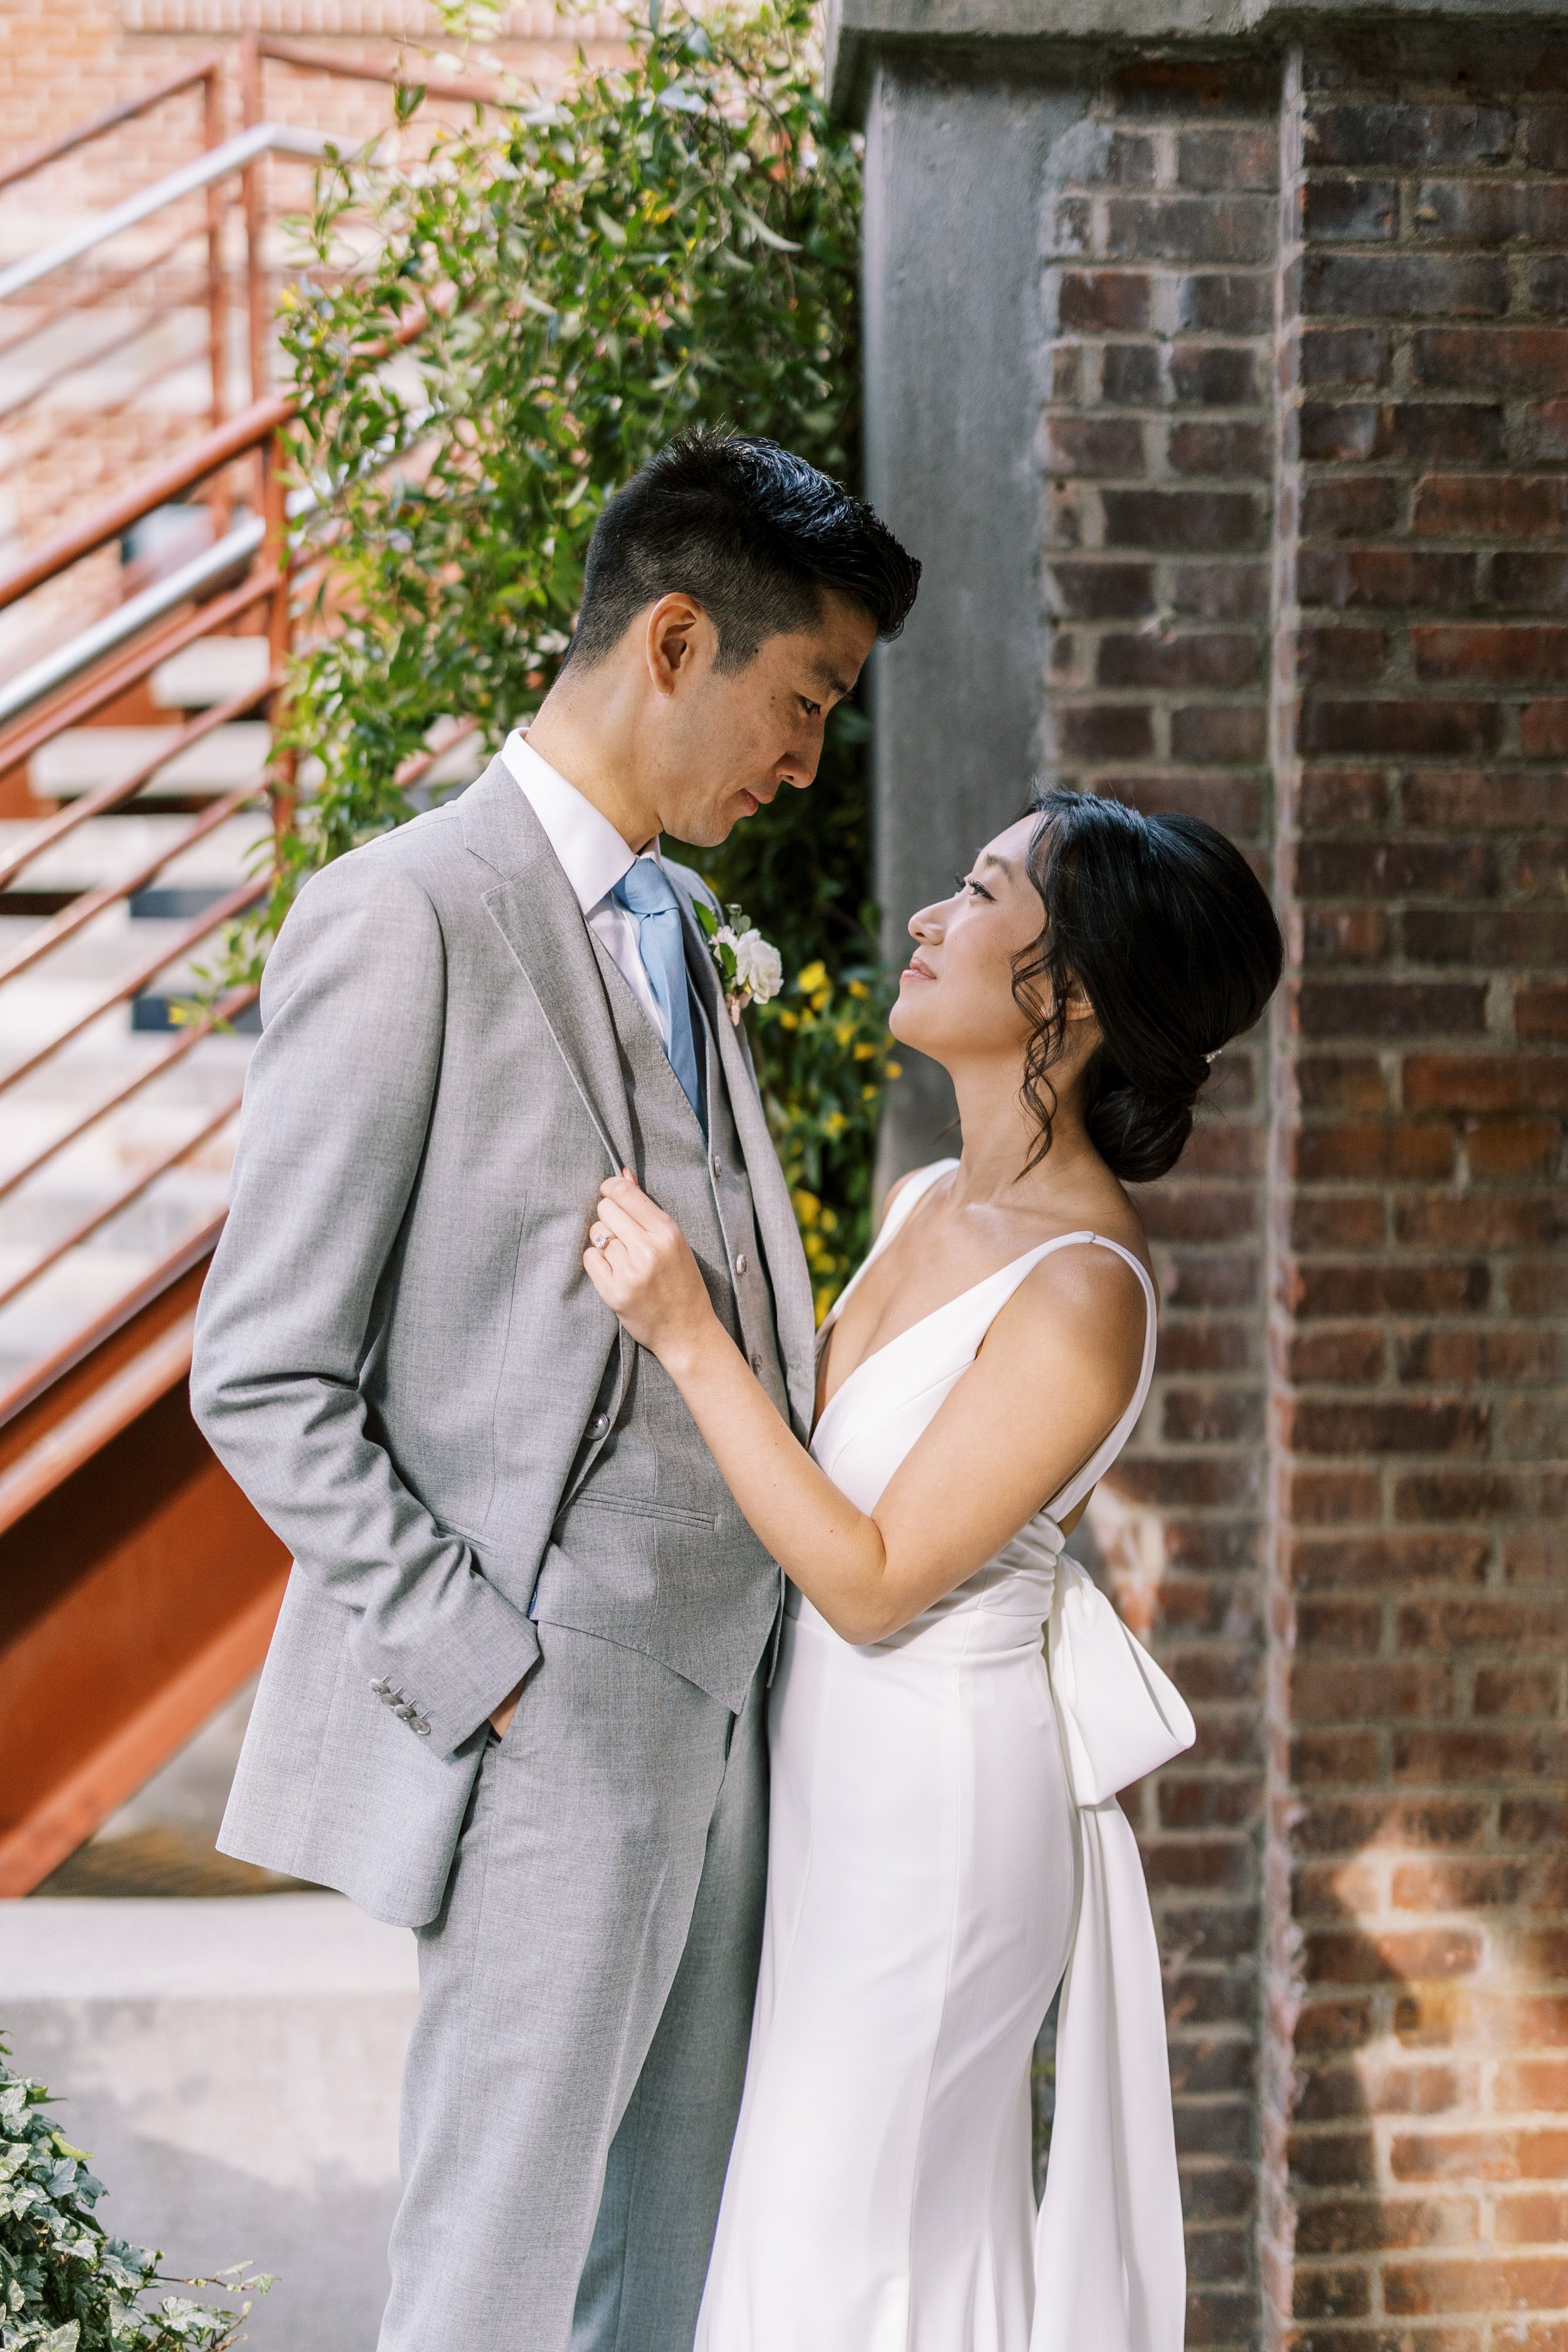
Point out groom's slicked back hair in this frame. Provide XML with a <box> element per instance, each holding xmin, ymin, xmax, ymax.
<box><xmin>564</xmin><ymin>430</ymin><xmax>921</xmax><ymax>674</ymax></box>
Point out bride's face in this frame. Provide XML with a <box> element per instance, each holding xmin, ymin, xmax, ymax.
<box><xmin>889</xmin><ymin>817</ymin><xmax>1049</xmax><ymax>1067</ymax></box>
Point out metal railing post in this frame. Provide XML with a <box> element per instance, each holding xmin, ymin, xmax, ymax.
<box><xmin>262</xmin><ymin>417</ymin><xmax>295</xmax><ymax>841</ymax></box>
<box><xmin>240</xmin><ymin>34</ymin><xmax>268</xmax><ymax>408</ymax></box>
<box><xmin>203</xmin><ymin>65</ymin><xmax>230</xmax><ymax>531</ymax></box>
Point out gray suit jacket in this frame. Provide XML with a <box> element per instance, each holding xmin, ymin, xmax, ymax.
<box><xmin>191</xmin><ymin>759</ymin><xmax>815</xmax><ymax>1924</ymax></box>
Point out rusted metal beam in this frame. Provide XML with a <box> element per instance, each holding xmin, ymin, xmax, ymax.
<box><xmin>0</xmin><ymin>1313</ymin><xmax>196</xmax><ymax>1538</ymax></box>
<box><xmin>256</xmin><ymin>36</ymin><xmax>505</xmax><ymax>105</ymax></box>
<box><xmin>0</xmin><ymin>1226</ymin><xmax>220</xmax><ymax>1447</ymax></box>
<box><xmin>0</xmin><ymin>393</ymin><xmax>295</xmax><ymax>613</ymax></box>
<box><xmin>0</xmin><ymin>1093</ymin><xmax>243</xmax><ymax>1318</ymax></box>
<box><xmin>0</xmin><ymin>1397</ymin><xmax>287</xmax><ymax>1892</ymax></box>
<box><xmin>0</xmin><ymin>675</ymin><xmax>279</xmax><ymax>892</ymax></box>
<box><xmin>0</xmin><ymin>568</ymin><xmax>279</xmax><ymax>791</ymax></box>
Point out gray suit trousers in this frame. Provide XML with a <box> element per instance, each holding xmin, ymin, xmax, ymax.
<box><xmin>378</xmin><ymin>1622</ymin><xmax>766</xmax><ymax>2352</ymax></box>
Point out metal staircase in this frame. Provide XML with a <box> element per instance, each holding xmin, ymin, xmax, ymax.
<box><xmin>0</xmin><ymin>47</ymin><xmax>494</xmax><ymax>1892</ymax></box>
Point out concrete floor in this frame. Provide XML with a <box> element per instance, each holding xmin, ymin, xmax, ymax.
<box><xmin>6</xmin><ymin>1687</ymin><xmax>417</xmax><ymax>2350</ymax></box>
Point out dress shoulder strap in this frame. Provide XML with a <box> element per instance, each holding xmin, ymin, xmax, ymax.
<box><xmin>876</xmin><ymin>1158</ymin><xmax>956</xmax><ymax>1252</ymax></box>
<box><xmin>977</xmin><ymin>1231</ymin><xmax>1157</xmax><ymax>1523</ymax></box>
<box><xmin>1041</xmin><ymin>1234</ymin><xmax>1158</xmax><ymax>1521</ymax></box>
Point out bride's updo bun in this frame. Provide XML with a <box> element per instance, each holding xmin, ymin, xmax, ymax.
<box><xmin>1015</xmin><ymin>789</ymin><xmax>1284</xmax><ymax>1185</ymax></box>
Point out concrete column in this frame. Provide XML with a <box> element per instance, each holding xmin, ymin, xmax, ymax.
<box><xmin>864</xmin><ymin>58</ymin><xmax>1088</xmax><ymax>1177</ymax></box>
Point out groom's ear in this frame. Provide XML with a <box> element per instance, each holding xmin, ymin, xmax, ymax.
<box><xmin>644</xmin><ymin>593</ymin><xmax>714</xmax><ymax>699</ymax></box>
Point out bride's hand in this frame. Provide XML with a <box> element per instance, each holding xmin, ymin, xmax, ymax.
<box><xmin>584</xmin><ymin>1171</ymin><xmax>718</xmax><ymax>1369</ymax></box>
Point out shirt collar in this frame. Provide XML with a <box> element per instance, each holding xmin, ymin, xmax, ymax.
<box><xmin>501</xmin><ymin>729</ymin><xmax>662</xmax><ymax>915</ymax></box>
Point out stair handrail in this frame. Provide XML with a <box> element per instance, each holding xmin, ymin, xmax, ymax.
<box><xmin>0</xmin><ymin>1212</ymin><xmax>227</xmax><ymax>1428</ymax></box>
<box><xmin>0</xmin><ymin>282</ymin><xmax>430</xmax><ymax>618</ymax></box>
<box><xmin>0</xmin><ymin>518</ymin><xmax>267</xmax><ymax>730</ymax></box>
<box><xmin>252</xmin><ymin>37</ymin><xmax>504</xmax><ymax>109</ymax></box>
<box><xmin>0</xmin><ymin>56</ymin><xmax>221</xmax><ymax>196</ymax></box>
<box><xmin>0</xmin><ymin>568</ymin><xmax>282</xmax><ymax>845</ymax></box>
<box><xmin>0</xmin><ymin>125</ymin><xmax>364</xmax><ymax>307</ymax></box>
<box><xmin>0</xmin><ymin>391</ymin><xmax>295</xmax><ymax>614</ymax></box>
<box><xmin>0</xmin><ymin>55</ymin><xmax>457</xmax><ymax>1411</ymax></box>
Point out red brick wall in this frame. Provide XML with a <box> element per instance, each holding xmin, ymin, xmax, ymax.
<box><xmin>1043</xmin><ymin>26</ymin><xmax>1568</xmax><ymax>2349</ymax></box>
<box><xmin>1042</xmin><ymin>55</ymin><xmax>1280</xmax><ymax>2348</ymax></box>
<box><xmin>1268</xmin><ymin>28</ymin><xmax>1568</xmax><ymax>2349</ymax></box>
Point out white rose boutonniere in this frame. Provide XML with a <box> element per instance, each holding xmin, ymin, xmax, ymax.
<box><xmin>696</xmin><ymin>899</ymin><xmax>785</xmax><ymax>1026</ymax></box>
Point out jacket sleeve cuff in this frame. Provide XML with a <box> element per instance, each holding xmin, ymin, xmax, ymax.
<box><xmin>356</xmin><ymin>1579</ymin><xmax>541</xmax><ymax>1759</ymax></box>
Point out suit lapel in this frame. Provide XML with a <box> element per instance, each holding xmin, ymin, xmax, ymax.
<box><xmin>459</xmin><ymin>760</ymin><xmax>635</xmax><ymax>1176</ymax></box>
<box><xmin>671</xmin><ymin>869</ymin><xmax>818</xmax><ymax>1433</ymax></box>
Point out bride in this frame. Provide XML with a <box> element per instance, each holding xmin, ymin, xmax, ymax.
<box><xmin>583</xmin><ymin>787</ymin><xmax>1283</xmax><ymax>2352</ymax></box>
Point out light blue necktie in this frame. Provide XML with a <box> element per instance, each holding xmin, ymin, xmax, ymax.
<box><xmin>612</xmin><ymin>860</ymin><xmax>704</xmax><ymax>1128</ymax></box>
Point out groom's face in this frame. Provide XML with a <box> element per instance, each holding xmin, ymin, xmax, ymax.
<box><xmin>656</xmin><ymin>591</ymin><xmax>877</xmax><ymax>849</ymax></box>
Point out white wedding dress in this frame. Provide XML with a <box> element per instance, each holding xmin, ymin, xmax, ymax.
<box><xmin>694</xmin><ymin>1160</ymin><xmax>1196</xmax><ymax>2352</ymax></box>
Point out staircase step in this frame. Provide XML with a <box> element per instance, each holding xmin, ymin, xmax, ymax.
<box><xmin>0</xmin><ymin>813</ymin><xmax>264</xmax><ymax>892</ymax></box>
<box><xmin>150</xmin><ymin>635</ymin><xmax>273</xmax><ymax>711</ymax></box>
<box><xmin>31</xmin><ymin>723</ymin><xmax>271</xmax><ymax>801</ymax></box>
<box><xmin>0</xmin><ymin>875</ymin><xmax>257</xmax><ymax>1391</ymax></box>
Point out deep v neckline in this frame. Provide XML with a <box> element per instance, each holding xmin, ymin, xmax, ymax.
<box><xmin>813</xmin><ymin>1243</ymin><xmax>1089</xmax><ymax>1437</ymax></box>
<box><xmin>814</xmin><ymin>1159</ymin><xmax>1094</xmax><ymax>1433</ymax></box>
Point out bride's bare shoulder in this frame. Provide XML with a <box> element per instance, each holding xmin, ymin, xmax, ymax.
<box><xmin>983</xmin><ymin>1230</ymin><xmax>1152</xmax><ymax>1395</ymax></box>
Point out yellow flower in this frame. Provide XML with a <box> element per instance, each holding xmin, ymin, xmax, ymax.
<box><xmin>792</xmin><ymin>1188</ymin><xmax>821</xmax><ymax>1226</ymax></box>
<box><xmin>813</xmin><ymin>1286</ymin><xmax>837</xmax><ymax>1327</ymax></box>
<box><xmin>861</xmin><ymin>1083</ymin><xmax>877</xmax><ymax>1101</ymax></box>
<box><xmin>796</xmin><ymin>960</ymin><xmax>828</xmax><ymax>995</ymax></box>
<box><xmin>834</xmin><ymin>1021</ymin><xmax>854</xmax><ymax>1046</ymax></box>
<box><xmin>810</xmin><ymin>988</ymin><xmax>832</xmax><ymax>1014</ymax></box>
<box><xmin>778</xmin><ymin>1009</ymin><xmax>799</xmax><ymax>1030</ymax></box>
<box><xmin>852</xmin><ymin>1042</ymin><xmax>876</xmax><ymax>1061</ymax></box>
<box><xmin>847</xmin><ymin>979</ymin><xmax>868</xmax><ymax>999</ymax></box>
<box><xmin>824</xmin><ymin>1111</ymin><xmax>848</xmax><ymax>1140</ymax></box>
<box><xmin>820</xmin><ymin>1207</ymin><xmax>838</xmax><ymax>1234</ymax></box>
<box><xmin>884</xmin><ymin>1060</ymin><xmax>902</xmax><ymax>1079</ymax></box>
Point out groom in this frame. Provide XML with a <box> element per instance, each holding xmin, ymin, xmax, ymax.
<box><xmin>191</xmin><ymin>431</ymin><xmax>919</xmax><ymax>2352</ymax></box>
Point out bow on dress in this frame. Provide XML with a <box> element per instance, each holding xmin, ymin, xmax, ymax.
<box><xmin>1036</xmin><ymin>1550</ymin><xmax>1197</xmax><ymax>2352</ymax></box>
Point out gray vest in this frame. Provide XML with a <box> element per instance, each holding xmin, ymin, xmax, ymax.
<box><xmin>529</xmin><ymin>935</ymin><xmax>788</xmax><ymax>1710</ymax></box>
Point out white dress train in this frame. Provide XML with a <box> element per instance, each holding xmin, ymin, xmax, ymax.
<box><xmin>694</xmin><ymin>1161</ymin><xmax>1196</xmax><ymax>2352</ymax></box>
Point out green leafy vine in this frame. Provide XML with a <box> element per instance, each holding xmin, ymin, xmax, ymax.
<box><xmin>194</xmin><ymin>0</ymin><xmax>891</xmax><ymax>1311</ymax></box>
<box><xmin>0</xmin><ymin>2040</ymin><xmax>271</xmax><ymax>2352</ymax></box>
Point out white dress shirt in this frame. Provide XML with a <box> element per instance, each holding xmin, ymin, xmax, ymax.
<box><xmin>501</xmin><ymin>730</ymin><xmax>674</xmax><ymax>1049</ymax></box>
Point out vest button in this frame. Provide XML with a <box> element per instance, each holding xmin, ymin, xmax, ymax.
<box><xmin>711</xmin><ymin>1153</ymin><xmax>724</xmax><ymax>1178</ymax></box>
<box><xmin>589</xmin><ymin>1412</ymin><xmax>610</xmax><ymax>1438</ymax></box>
<box><xmin>734</xmin><ymin>1252</ymin><xmax>748</xmax><ymax>1276</ymax></box>
<box><xmin>750</xmin><ymin>1352</ymin><xmax>763</xmax><ymax>1375</ymax></box>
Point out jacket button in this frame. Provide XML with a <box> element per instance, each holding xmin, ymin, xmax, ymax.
<box><xmin>589</xmin><ymin>1412</ymin><xmax>610</xmax><ymax>1438</ymax></box>
<box><xmin>750</xmin><ymin>1352</ymin><xmax>763</xmax><ymax>1375</ymax></box>
<box><xmin>413</xmin><ymin>1719</ymin><xmax>432</xmax><ymax>1737</ymax></box>
<box><xmin>712</xmin><ymin>1153</ymin><xmax>724</xmax><ymax>1177</ymax></box>
<box><xmin>734</xmin><ymin>1252</ymin><xmax>748</xmax><ymax>1276</ymax></box>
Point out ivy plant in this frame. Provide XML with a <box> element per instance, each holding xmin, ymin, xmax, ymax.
<box><xmin>201</xmin><ymin>0</ymin><xmax>896</xmax><ymax>1311</ymax></box>
<box><xmin>0</xmin><ymin>2040</ymin><xmax>270</xmax><ymax>2352</ymax></box>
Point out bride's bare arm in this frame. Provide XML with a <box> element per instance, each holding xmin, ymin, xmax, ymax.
<box><xmin>584</xmin><ymin>1173</ymin><xmax>1147</xmax><ymax>1643</ymax></box>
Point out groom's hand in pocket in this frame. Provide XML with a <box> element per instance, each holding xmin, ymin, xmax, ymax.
<box><xmin>489</xmin><ymin>1680</ymin><xmax>526</xmax><ymax>1740</ymax></box>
